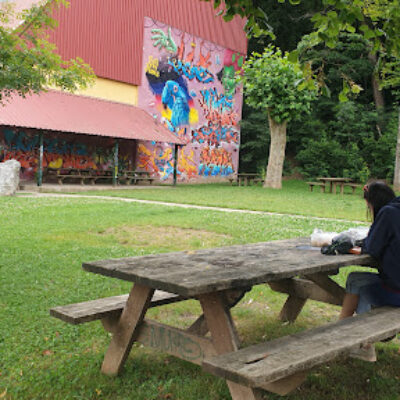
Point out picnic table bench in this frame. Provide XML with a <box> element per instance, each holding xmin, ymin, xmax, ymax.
<box><xmin>44</xmin><ymin>167</ymin><xmax>96</xmax><ymax>185</ymax></box>
<box><xmin>229</xmin><ymin>173</ymin><xmax>264</xmax><ymax>186</ymax></box>
<box><xmin>119</xmin><ymin>170</ymin><xmax>155</xmax><ymax>185</ymax></box>
<box><xmin>50</xmin><ymin>238</ymin><xmax>400</xmax><ymax>400</ymax></box>
<box><xmin>307</xmin><ymin>178</ymin><xmax>361</xmax><ymax>195</ymax></box>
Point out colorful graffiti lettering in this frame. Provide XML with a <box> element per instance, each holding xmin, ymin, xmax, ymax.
<box><xmin>137</xmin><ymin>143</ymin><xmax>175</xmax><ymax>181</ymax></box>
<box><xmin>192</xmin><ymin>125</ymin><xmax>239</xmax><ymax>147</ymax></box>
<box><xmin>146</xmin><ymin>56</ymin><xmax>160</xmax><ymax>77</ymax></box>
<box><xmin>139</xmin><ymin>18</ymin><xmax>243</xmax><ymax>182</ymax></box>
<box><xmin>198</xmin><ymin>88</ymin><xmax>238</xmax><ymax>128</ymax></box>
<box><xmin>178</xmin><ymin>147</ymin><xmax>198</xmax><ymax>179</ymax></box>
<box><xmin>167</xmin><ymin>59</ymin><xmax>214</xmax><ymax>84</ymax></box>
<box><xmin>0</xmin><ymin>128</ymin><xmax>130</xmax><ymax>179</ymax></box>
<box><xmin>199</xmin><ymin>147</ymin><xmax>234</xmax><ymax>177</ymax></box>
<box><xmin>200</xmin><ymin>88</ymin><xmax>233</xmax><ymax>110</ymax></box>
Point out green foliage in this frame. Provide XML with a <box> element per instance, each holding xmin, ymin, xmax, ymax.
<box><xmin>296</xmin><ymin>134</ymin><xmax>368</xmax><ymax>180</ymax></box>
<box><xmin>238</xmin><ymin>105</ymin><xmax>270</xmax><ymax>173</ymax></box>
<box><xmin>240</xmin><ymin>46</ymin><xmax>318</xmax><ymax>124</ymax></box>
<box><xmin>0</xmin><ymin>0</ymin><xmax>95</xmax><ymax>102</ymax></box>
<box><xmin>292</xmin><ymin>102</ymin><xmax>397</xmax><ymax>181</ymax></box>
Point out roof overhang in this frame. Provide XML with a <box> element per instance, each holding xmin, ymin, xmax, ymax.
<box><xmin>0</xmin><ymin>90</ymin><xmax>186</xmax><ymax>145</ymax></box>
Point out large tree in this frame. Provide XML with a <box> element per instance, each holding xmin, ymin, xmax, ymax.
<box><xmin>209</xmin><ymin>0</ymin><xmax>400</xmax><ymax>187</ymax></box>
<box><xmin>240</xmin><ymin>47</ymin><xmax>317</xmax><ymax>188</ymax></box>
<box><xmin>0</xmin><ymin>0</ymin><xmax>94</xmax><ymax>102</ymax></box>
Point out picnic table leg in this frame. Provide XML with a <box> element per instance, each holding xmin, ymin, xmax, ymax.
<box><xmin>332</xmin><ymin>182</ymin><xmax>337</xmax><ymax>194</ymax></box>
<box><xmin>305</xmin><ymin>272</ymin><xmax>345</xmax><ymax>304</ymax></box>
<box><xmin>340</xmin><ymin>183</ymin><xmax>344</xmax><ymax>195</ymax></box>
<box><xmin>199</xmin><ymin>292</ymin><xmax>264</xmax><ymax>400</ymax></box>
<box><xmin>278</xmin><ymin>294</ymin><xmax>308</xmax><ymax>323</ymax></box>
<box><xmin>101</xmin><ymin>283</ymin><xmax>155</xmax><ymax>376</ymax></box>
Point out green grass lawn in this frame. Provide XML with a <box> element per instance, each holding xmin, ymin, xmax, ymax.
<box><xmin>70</xmin><ymin>180</ymin><xmax>369</xmax><ymax>222</ymax></box>
<box><xmin>1</xmin><ymin>192</ymin><xmax>399</xmax><ymax>400</ymax></box>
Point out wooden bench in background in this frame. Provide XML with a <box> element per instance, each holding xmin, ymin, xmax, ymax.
<box><xmin>306</xmin><ymin>181</ymin><xmax>326</xmax><ymax>192</ymax></box>
<box><xmin>203</xmin><ymin>306</ymin><xmax>400</xmax><ymax>396</ymax></box>
<box><xmin>344</xmin><ymin>182</ymin><xmax>361</xmax><ymax>194</ymax></box>
<box><xmin>229</xmin><ymin>174</ymin><xmax>264</xmax><ymax>186</ymax></box>
<box><xmin>118</xmin><ymin>171</ymin><xmax>155</xmax><ymax>185</ymax></box>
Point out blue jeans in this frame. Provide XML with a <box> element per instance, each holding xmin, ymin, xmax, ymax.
<box><xmin>346</xmin><ymin>271</ymin><xmax>400</xmax><ymax>314</ymax></box>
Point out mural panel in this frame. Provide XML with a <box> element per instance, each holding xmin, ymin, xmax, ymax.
<box><xmin>0</xmin><ymin>128</ymin><xmax>135</xmax><ymax>181</ymax></box>
<box><xmin>138</xmin><ymin>17</ymin><xmax>244</xmax><ymax>182</ymax></box>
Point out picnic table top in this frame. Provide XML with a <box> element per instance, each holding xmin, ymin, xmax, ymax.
<box><xmin>317</xmin><ymin>177</ymin><xmax>353</xmax><ymax>182</ymax></box>
<box><xmin>83</xmin><ymin>237</ymin><xmax>374</xmax><ymax>297</ymax></box>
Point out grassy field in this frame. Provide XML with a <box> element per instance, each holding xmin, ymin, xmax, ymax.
<box><xmin>1</xmin><ymin>189</ymin><xmax>399</xmax><ymax>400</ymax></box>
<box><xmin>71</xmin><ymin>180</ymin><xmax>369</xmax><ymax>221</ymax></box>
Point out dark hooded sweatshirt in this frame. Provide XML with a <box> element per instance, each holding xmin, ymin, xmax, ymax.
<box><xmin>364</xmin><ymin>196</ymin><xmax>400</xmax><ymax>291</ymax></box>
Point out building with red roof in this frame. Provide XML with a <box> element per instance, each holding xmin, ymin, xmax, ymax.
<box><xmin>0</xmin><ymin>0</ymin><xmax>247</xmax><ymax>184</ymax></box>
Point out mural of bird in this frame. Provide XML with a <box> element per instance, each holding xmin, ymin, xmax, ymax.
<box><xmin>161</xmin><ymin>80</ymin><xmax>190</xmax><ymax>131</ymax></box>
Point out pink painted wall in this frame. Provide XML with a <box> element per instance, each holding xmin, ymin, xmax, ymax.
<box><xmin>137</xmin><ymin>17</ymin><xmax>244</xmax><ymax>182</ymax></box>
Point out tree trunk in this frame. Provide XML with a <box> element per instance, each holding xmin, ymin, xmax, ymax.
<box><xmin>393</xmin><ymin>106</ymin><xmax>400</xmax><ymax>192</ymax></box>
<box><xmin>368</xmin><ymin>53</ymin><xmax>385</xmax><ymax>112</ymax></box>
<box><xmin>264</xmin><ymin>112</ymin><xmax>287</xmax><ymax>189</ymax></box>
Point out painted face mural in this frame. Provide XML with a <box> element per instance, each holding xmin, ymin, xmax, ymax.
<box><xmin>138</xmin><ymin>17</ymin><xmax>244</xmax><ymax>182</ymax></box>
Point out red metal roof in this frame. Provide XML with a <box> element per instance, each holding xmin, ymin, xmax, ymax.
<box><xmin>0</xmin><ymin>90</ymin><xmax>185</xmax><ymax>144</ymax></box>
<box><xmin>48</xmin><ymin>0</ymin><xmax>247</xmax><ymax>85</ymax></box>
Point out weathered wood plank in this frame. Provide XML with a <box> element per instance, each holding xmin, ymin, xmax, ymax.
<box><xmin>259</xmin><ymin>372</ymin><xmax>307</xmax><ymax>395</ymax></box>
<box><xmin>82</xmin><ymin>238</ymin><xmax>375</xmax><ymax>297</ymax></box>
<box><xmin>305</xmin><ymin>272</ymin><xmax>346</xmax><ymax>304</ymax></box>
<box><xmin>101</xmin><ymin>284</ymin><xmax>154</xmax><ymax>376</ymax></box>
<box><xmin>278</xmin><ymin>295</ymin><xmax>307</xmax><ymax>323</ymax></box>
<box><xmin>199</xmin><ymin>292</ymin><xmax>264</xmax><ymax>400</ymax></box>
<box><xmin>202</xmin><ymin>307</ymin><xmax>400</xmax><ymax>388</ymax></box>
<box><xmin>269</xmin><ymin>278</ymin><xmax>343</xmax><ymax>306</ymax></box>
<box><xmin>135</xmin><ymin>319</ymin><xmax>216</xmax><ymax>365</ymax></box>
<box><xmin>50</xmin><ymin>290</ymin><xmax>186</xmax><ymax>325</ymax></box>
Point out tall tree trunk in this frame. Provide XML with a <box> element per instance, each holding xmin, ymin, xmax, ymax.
<box><xmin>393</xmin><ymin>106</ymin><xmax>400</xmax><ymax>192</ymax></box>
<box><xmin>368</xmin><ymin>53</ymin><xmax>385</xmax><ymax>112</ymax></box>
<box><xmin>264</xmin><ymin>112</ymin><xmax>287</xmax><ymax>189</ymax></box>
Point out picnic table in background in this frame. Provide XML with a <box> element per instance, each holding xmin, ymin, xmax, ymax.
<box><xmin>307</xmin><ymin>177</ymin><xmax>360</xmax><ymax>194</ymax></box>
<box><xmin>119</xmin><ymin>170</ymin><xmax>155</xmax><ymax>185</ymax></box>
<box><xmin>43</xmin><ymin>167</ymin><xmax>115</xmax><ymax>185</ymax></box>
<box><xmin>44</xmin><ymin>167</ymin><xmax>96</xmax><ymax>185</ymax></box>
<box><xmin>229</xmin><ymin>173</ymin><xmax>264</xmax><ymax>186</ymax></box>
<box><xmin>317</xmin><ymin>177</ymin><xmax>356</xmax><ymax>194</ymax></box>
<box><xmin>50</xmin><ymin>237</ymin><xmax>400</xmax><ymax>399</ymax></box>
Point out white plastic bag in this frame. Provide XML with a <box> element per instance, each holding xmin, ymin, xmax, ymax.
<box><xmin>332</xmin><ymin>227</ymin><xmax>369</xmax><ymax>246</ymax></box>
<box><xmin>310</xmin><ymin>228</ymin><xmax>338</xmax><ymax>247</ymax></box>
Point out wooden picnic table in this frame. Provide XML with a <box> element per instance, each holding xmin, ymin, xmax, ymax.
<box><xmin>78</xmin><ymin>237</ymin><xmax>379</xmax><ymax>399</ymax></box>
<box><xmin>317</xmin><ymin>177</ymin><xmax>353</xmax><ymax>195</ymax></box>
<box><xmin>230</xmin><ymin>173</ymin><xmax>263</xmax><ymax>186</ymax></box>
<box><xmin>119</xmin><ymin>170</ymin><xmax>154</xmax><ymax>185</ymax></box>
<box><xmin>44</xmin><ymin>167</ymin><xmax>96</xmax><ymax>185</ymax></box>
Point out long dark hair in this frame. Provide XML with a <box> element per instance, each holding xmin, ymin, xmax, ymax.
<box><xmin>363</xmin><ymin>181</ymin><xmax>396</xmax><ymax>220</ymax></box>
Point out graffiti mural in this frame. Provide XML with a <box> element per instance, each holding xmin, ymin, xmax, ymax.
<box><xmin>0</xmin><ymin>128</ymin><xmax>134</xmax><ymax>180</ymax></box>
<box><xmin>138</xmin><ymin>17</ymin><xmax>244</xmax><ymax>182</ymax></box>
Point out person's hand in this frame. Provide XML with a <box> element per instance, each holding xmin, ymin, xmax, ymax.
<box><xmin>349</xmin><ymin>247</ymin><xmax>362</xmax><ymax>255</ymax></box>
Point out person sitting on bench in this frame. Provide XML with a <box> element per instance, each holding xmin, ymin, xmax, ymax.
<box><xmin>340</xmin><ymin>181</ymin><xmax>400</xmax><ymax>361</ymax></box>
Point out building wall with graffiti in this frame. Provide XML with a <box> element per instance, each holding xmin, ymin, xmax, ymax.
<box><xmin>138</xmin><ymin>17</ymin><xmax>244</xmax><ymax>182</ymax></box>
<box><xmin>0</xmin><ymin>127</ymin><xmax>136</xmax><ymax>181</ymax></box>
